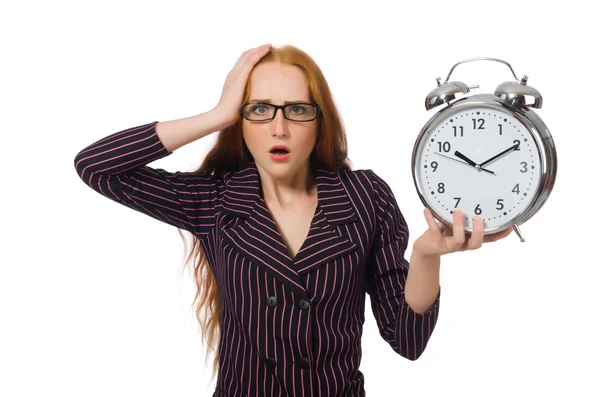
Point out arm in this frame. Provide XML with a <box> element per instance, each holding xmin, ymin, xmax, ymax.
<box><xmin>405</xmin><ymin>249</ymin><xmax>441</xmax><ymax>314</ymax></box>
<box><xmin>73</xmin><ymin>112</ymin><xmax>224</xmax><ymax>236</ymax></box>
<box><xmin>365</xmin><ymin>169</ymin><xmax>440</xmax><ymax>361</ymax></box>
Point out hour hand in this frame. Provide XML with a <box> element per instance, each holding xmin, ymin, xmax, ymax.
<box><xmin>455</xmin><ymin>150</ymin><xmax>478</xmax><ymax>167</ymax></box>
<box><xmin>435</xmin><ymin>152</ymin><xmax>496</xmax><ymax>175</ymax></box>
<box><xmin>454</xmin><ymin>150</ymin><xmax>496</xmax><ymax>174</ymax></box>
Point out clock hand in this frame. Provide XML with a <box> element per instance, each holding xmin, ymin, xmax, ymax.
<box><xmin>454</xmin><ymin>150</ymin><xmax>479</xmax><ymax>167</ymax></box>
<box><xmin>478</xmin><ymin>142</ymin><xmax>520</xmax><ymax>168</ymax></box>
<box><xmin>434</xmin><ymin>152</ymin><xmax>496</xmax><ymax>175</ymax></box>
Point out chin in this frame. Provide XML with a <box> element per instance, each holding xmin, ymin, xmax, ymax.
<box><xmin>261</xmin><ymin>157</ymin><xmax>297</xmax><ymax>171</ymax></box>
<box><xmin>266</xmin><ymin>161</ymin><xmax>294</xmax><ymax>170</ymax></box>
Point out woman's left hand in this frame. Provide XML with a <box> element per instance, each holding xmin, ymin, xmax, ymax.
<box><xmin>413</xmin><ymin>208</ymin><xmax>514</xmax><ymax>258</ymax></box>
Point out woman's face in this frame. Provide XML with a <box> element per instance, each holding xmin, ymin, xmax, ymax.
<box><xmin>242</xmin><ymin>62</ymin><xmax>318</xmax><ymax>178</ymax></box>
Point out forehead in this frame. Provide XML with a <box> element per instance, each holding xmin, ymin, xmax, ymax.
<box><xmin>249</xmin><ymin>63</ymin><xmax>310</xmax><ymax>102</ymax></box>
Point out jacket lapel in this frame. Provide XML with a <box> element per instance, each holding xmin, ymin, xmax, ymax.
<box><xmin>220</xmin><ymin>161</ymin><xmax>358</xmax><ymax>298</ymax></box>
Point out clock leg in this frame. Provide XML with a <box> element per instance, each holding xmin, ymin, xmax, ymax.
<box><xmin>513</xmin><ymin>224</ymin><xmax>526</xmax><ymax>243</ymax></box>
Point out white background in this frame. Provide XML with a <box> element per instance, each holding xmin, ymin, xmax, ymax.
<box><xmin>2</xmin><ymin>0</ymin><xmax>598</xmax><ymax>396</ymax></box>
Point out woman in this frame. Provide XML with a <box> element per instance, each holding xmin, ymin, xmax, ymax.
<box><xmin>74</xmin><ymin>43</ymin><xmax>513</xmax><ymax>396</ymax></box>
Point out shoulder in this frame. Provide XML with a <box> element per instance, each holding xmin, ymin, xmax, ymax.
<box><xmin>333</xmin><ymin>167</ymin><xmax>374</xmax><ymax>199</ymax></box>
<box><xmin>336</xmin><ymin>168</ymin><xmax>397</xmax><ymax>221</ymax></box>
<box><xmin>347</xmin><ymin>168</ymin><xmax>405</xmax><ymax>223</ymax></box>
<box><xmin>339</xmin><ymin>168</ymin><xmax>408</xmax><ymax>243</ymax></box>
<box><xmin>339</xmin><ymin>167</ymin><xmax>392</xmax><ymax>201</ymax></box>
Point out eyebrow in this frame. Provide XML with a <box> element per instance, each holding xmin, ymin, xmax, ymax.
<box><xmin>250</xmin><ymin>99</ymin><xmax>309</xmax><ymax>105</ymax></box>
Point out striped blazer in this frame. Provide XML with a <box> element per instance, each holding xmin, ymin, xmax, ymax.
<box><xmin>74</xmin><ymin>121</ymin><xmax>440</xmax><ymax>397</ymax></box>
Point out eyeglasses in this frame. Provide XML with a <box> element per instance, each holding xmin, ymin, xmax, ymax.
<box><xmin>240</xmin><ymin>102</ymin><xmax>321</xmax><ymax>122</ymax></box>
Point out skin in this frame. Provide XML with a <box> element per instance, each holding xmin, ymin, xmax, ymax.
<box><xmin>242</xmin><ymin>62</ymin><xmax>318</xmax><ymax>207</ymax></box>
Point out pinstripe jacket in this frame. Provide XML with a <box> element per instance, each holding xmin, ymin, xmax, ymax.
<box><xmin>74</xmin><ymin>121</ymin><xmax>440</xmax><ymax>397</ymax></box>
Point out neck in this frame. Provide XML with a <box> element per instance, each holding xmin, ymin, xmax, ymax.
<box><xmin>258</xmin><ymin>162</ymin><xmax>317</xmax><ymax>206</ymax></box>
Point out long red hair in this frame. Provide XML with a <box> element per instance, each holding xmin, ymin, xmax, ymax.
<box><xmin>177</xmin><ymin>44</ymin><xmax>353</xmax><ymax>382</ymax></box>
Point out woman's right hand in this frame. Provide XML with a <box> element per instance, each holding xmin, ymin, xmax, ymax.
<box><xmin>212</xmin><ymin>43</ymin><xmax>272</xmax><ymax>129</ymax></box>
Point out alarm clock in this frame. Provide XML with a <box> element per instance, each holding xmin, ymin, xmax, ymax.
<box><xmin>411</xmin><ymin>57</ymin><xmax>557</xmax><ymax>242</ymax></box>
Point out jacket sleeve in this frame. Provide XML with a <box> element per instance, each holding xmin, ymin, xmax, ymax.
<box><xmin>74</xmin><ymin>121</ymin><xmax>220</xmax><ymax>237</ymax></box>
<box><xmin>365</xmin><ymin>169</ymin><xmax>440</xmax><ymax>361</ymax></box>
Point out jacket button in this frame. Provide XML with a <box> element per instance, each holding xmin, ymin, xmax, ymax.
<box><xmin>265</xmin><ymin>358</ymin><xmax>276</xmax><ymax>372</ymax></box>
<box><xmin>297</xmin><ymin>357</ymin><xmax>310</xmax><ymax>370</ymax></box>
<box><xmin>266</xmin><ymin>296</ymin><xmax>278</xmax><ymax>307</ymax></box>
<box><xmin>297</xmin><ymin>298</ymin><xmax>310</xmax><ymax>310</ymax></box>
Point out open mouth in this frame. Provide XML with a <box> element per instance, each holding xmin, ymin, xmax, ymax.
<box><xmin>270</xmin><ymin>149</ymin><xmax>290</xmax><ymax>155</ymax></box>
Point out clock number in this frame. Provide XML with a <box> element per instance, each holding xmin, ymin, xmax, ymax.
<box><xmin>520</xmin><ymin>161</ymin><xmax>528</xmax><ymax>172</ymax></box>
<box><xmin>437</xmin><ymin>182</ymin><xmax>445</xmax><ymax>193</ymax></box>
<box><xmin>453</xmin><ymin>197</ymin><xmax>461</xmax><ymax>208</ymax></box>
<box><xmin>431</xmin><ymin>161</ymin><xmax>438</xmax><ymax>172</ymax></box>
<box><xmin>474</xmin><ymin>204</ymin><xmax>482</xmax><ymax>215</ymax></box>
<box><xmin>512</xmin><ymin>183</ymin><xmax>520</xmax><ymax>194</ymax></box>
<box><xmin>513</xmin><ymin>139</ymin><xmax>521</xmax><ymax>151</ymax></box>
<box><xmin>472</xmin><ymin>118</ymin><xmax>485</xmax><ymax>130</ymax></box>
<box><xmin>437</xmin><ymin>141</ymin><xmax>451</xmax><ymax>152</ymax></box>
<box><xmin>496</xmin><ymin>199</ymin><xmax>504</xmax><ymax>210</ymax></box>
<box><xmin>452</xmin><ymin>126</ymin><xmax>464</xmax><ymax>137</ymax></box>
<box><xmin>498</xmin><ymin>124</ymin><xmax>503</xmax><ymax>135</ymax></box>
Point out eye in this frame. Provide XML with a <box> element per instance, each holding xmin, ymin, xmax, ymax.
<box><xmin>250</xmin><ymin>104</ymin><xmax>268</xmax><ymax>114</ymax></box>
<box><xmin>289</xmin><ymin>105</ymin><xmax>307</xmax><ymax>114</ymax></box>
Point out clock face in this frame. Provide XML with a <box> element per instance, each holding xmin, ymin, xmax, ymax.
<box><xmin>414</xmin><ymin>105</ymin><xmax>542</xmax><ymax>232</ymax></box>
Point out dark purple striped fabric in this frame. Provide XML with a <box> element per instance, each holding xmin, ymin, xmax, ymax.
<box><xmin>74</xmin><ymin>121</ymin><xmax>440</xmax><ymax>396</ymax></box>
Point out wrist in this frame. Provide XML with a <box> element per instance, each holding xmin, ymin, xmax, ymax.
<box><xmin>411</xmin><ymin>245</ymin><xmax>441</xmax><ymax>266</ymax></box>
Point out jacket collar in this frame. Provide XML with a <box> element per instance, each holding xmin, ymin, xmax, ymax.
<box><xmin>220</xmin><ymin>161</ymin><xmax>358</xmax><ymax>298</ymax></box>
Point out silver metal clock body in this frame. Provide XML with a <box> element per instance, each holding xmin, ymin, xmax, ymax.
<box><xmin>411</xmin><ymin>93</ymin><xmax>557</xmax><ymax>241</ymax></box>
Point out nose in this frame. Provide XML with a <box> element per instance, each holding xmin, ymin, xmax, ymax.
<box><xmin>271</xmin><ymin>107</ymin><xmax>289</xmax><ymax>136</ymax></box>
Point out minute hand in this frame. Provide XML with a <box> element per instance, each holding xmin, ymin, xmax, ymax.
<box><xmin>479</xmin><ymin>143</ymin><xmax>520</xmax><ymax>168</ymax></box>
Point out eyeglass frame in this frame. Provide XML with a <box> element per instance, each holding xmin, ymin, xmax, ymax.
<box><xmin>239</xmin><ymin>101</ymin><xmax>321</xmax><ymax>122</ymax></box>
